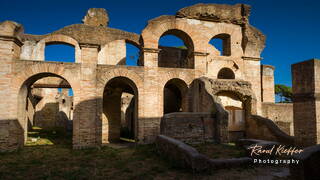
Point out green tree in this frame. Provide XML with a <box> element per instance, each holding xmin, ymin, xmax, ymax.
<box><xmin>275</xmin><ymin>84</ymin><xmax>292</xmax><ymax>103</ymax></box>
<box><xmin>175</xmin><ymin>45</ymin><xmax>187</xmax><ymax>49</ymax></box>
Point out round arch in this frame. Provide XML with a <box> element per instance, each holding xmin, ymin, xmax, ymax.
<box><xmin>34</xmin><ymin>34</ymin><xmax>81</xmax><ymax>63</ymax></box>
<box><xmin>17</xmin><ymin>72</ymin><xmax>76</xmax><ymax>146</ymax></box>
<box><xmin>141</xmin><ymin>16</ymin><xmax>203</xmax><ymax>51</ymax></box>
<box><xmin>217</xmin><ymin>67</ymin><xmax>235</xmax><ymax>79</ymax></box>
<box><xmin>97</xmin><ymin>69</ymin><xmax>143</xmax><ymax>144</ymax></box>
<box><xmin>97</xmin><ymin>68</ymin><xmax>143</xmax><ymax>95</ymax></box>
<box><xmin>158</xmin><ymin>29</ymin><xmax>195</xmax><ymax>69</ymax></box>
<box><xmin>163</xmin><ymin>78</ymin><xmax>189</xmax><ymax>114</ymax></box>
<box><xmin>102</xmin><ymin>76</ymin><xmax>139</xmax><ymax>143</ymax></box>
<box><xmin>209</xmin><ymin>33</ymin><xmax>231</xmax><ymax>56</ymax></box>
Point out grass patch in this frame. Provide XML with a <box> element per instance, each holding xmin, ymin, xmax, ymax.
<box><xmin>192</xmin><ymin>142</ymin><xmax>247</xmax><ymax>159</ymax></box>
<box><xmin>0</xmin><ymin>129</ymin><xmax>288</xmax><ymax>179</ymax></box>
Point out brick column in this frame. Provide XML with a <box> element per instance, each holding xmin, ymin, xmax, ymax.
<box><xmin>0</xmin><ymin>21</ymin><xmax>24</xmax><ymax>151</ymax></box>
<box><xmin>292</xmin><ymin>59</ymin><xmax>320</xmax><ymax>146</ymax></box>
<box><xmin>142</xmin><ymin>48</ymin><xmax>160</xmax><ymax>67</ymax></box>
<box><xmin>139</xmin><ymin>47</ymin><xmax>163</xmax><ymax>142</ymax></box>
<box><xmin>138</xmin><ymin>68</ymin><xmax>162</xmax><ymax>143</ymax></box>
<box><xmin>243</xmin><ymin>57</ymin><xmax>262</xmax><ymax>115</ymax></box>
<box><xmin>73</xmin><ymin>43</ymin><xmax>99</xmax><ymax>149</ymax></box>
<box><xmin>194</xmin><ymin>52</ymin><xmax>208</xmax><ymax>77</ymax></box>
<box><xmin>261</xmin><ymin>65</ymin><xmax>275</xmax><ymax>102</ymax></box>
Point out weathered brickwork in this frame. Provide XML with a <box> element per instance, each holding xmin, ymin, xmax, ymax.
<box><xmin>161</xmin><ymin>112</ymin><xmax>215</xmax><ymax>143</ymax></box>
<box><xmin>262</xmin><ymin>102</ymin><xmax>293</xmax><ymax>135</ymax></box>
<box><xmin>0</xmin><ymin>4</ymin><xmax>278</xmax><ymax>151</ymax></box>
<box><xmin>261</xmin><ymin>65</ymin><xmax>275</xmax><ymax>102</ymax></box>
<box><xmin>292</xmin><ymin>59</ymin><xmax>320</xmax><ymax>147</ymax></box>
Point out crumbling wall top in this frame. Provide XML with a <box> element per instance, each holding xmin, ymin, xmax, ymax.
<box><xmin>0</xmin><ymin>20</ymin><xmax>24</xmax><ymax>37</ymax></box>
<box><xmin>21</xmin><ymin>24</ymin><xmax>140</xmax><ymax>47</ymax></box>
<box><xmin>82</xmin><ymin>8</ymin><xmax>109</xmax><ymax>27</ymax></box>
<box><xmin>176</xmin><ymin>3</ymin><xmax>250</xmax><ymax>25</ymax></box>
<box><xmin>19</xmin><ymin>8</ymin><xmax>139</xmax><ymax>47</ymax></box>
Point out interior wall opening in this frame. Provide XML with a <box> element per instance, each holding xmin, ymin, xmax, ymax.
<box><xmin>163</xmin><ymin>78</ymin><xmax>188</xmax><ymax>114</ymax></box>
<box><xmin>45</xmin><ymin>43</ymin><xmax>75</xmax><ymax>62</ymax></box>
<box><xmin>103</xmin><ymin>77</ymin><xmax>138</xmax><ymax>143</ymax></box>
<box><xmin>18</xmin><ymin>75</ymin><xmax>74</xmax><ymax>147</ymax></box>
<box><xmin>217</xmin><ymin>91</ymin><xmax>245</xmax><ymax>142</ymax></box>
<box><xmin>125</xmin><ymin>41</ymin><xmax>140</xmax><ymax>66</ymax></box>
<box><xmin>209</xmin><ymin>34</ymin><xmax>231</xmax><ymax>56</ymax></box>
<box><xmin>217</xmin><ymin>67</ymin><xmax>235</xmax><ymax>79</ymax></box>
<box><xmin>158</xmin><ymin>29</ymin><xmax>194</xmax><ymax>69</ymax></box>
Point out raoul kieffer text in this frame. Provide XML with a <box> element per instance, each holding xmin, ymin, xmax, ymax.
<box><xmin>248</xmin><ymin>144</ymin><xmax>303</xmax><ymax>156</ymax></box>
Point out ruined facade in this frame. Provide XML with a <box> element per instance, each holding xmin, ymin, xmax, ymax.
<box><xmin>0</xmin><ymin>3</ymin><xmax>282</xmax><ymax>151</ymax></box>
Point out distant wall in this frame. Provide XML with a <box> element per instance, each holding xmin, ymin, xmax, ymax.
<box><xmin>158</xmin><ymin>46</ymin><xmax>191</xmax><ymax>68</ymax></box>
<box><xmin>160</xmin><ymin>112</ymin><xmax>215</xmax><ymax>143</ymax></box>
<box><xmin>262</xmin><ymin>102</ymin><xmax>293</xmax><ymax>136</ymax></box>
<box><xmin>33</xmin><ymin>88</ymin><xmax>73</xmax><ymax>130</ymax></box>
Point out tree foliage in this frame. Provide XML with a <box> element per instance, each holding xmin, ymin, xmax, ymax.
<box><xmin>275</xmin><ymin>84</ymin><xmax>292</xmax><ymax>103</ymax></box>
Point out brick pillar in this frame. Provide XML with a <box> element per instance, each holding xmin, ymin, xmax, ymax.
<box><xmin>73</xmin><ymin>44</ymin><xmax>99</xmax><ymax>149</ymax></box>
<box><xmin>292</xmin><ymin>59</ymin><xmax>320</xmax><ymax>146</ymax></box>
<box><xmin>137</xmin><ymin>68</ymin><xmax>162</xmax><ymax>143</ymax></box>
<box><xmin>261</xmin><ymin>65</ymin><xmax>275</xmax><ymax>102</ymax></box>
<box><xmin>194</xmin><ymin>52</ymin><xmax>208</xmax><ymax>77</ymax></box>
<box><xmin>142</xmin><ymin>48</ymin><xmax>160</xmax><ymax>67</ymax></box>
<box><xmin>243</xmin><ymin>57</ymin><xmax>262</xmax><ymax>115</ymax></box>
<box><xmin>0</xmin><ymin>21</ymin><xmax>24</xmax><ymax>151</ymax></box>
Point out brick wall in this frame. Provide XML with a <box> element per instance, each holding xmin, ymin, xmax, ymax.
<box><xmin>262</xmin><ymin>102</ymin><xmax>293</xmax><ymax>135</ymax></box>
<box><xmin>292</xmin><ymin>59</ymin><xmax>320</xmax><ymax>146</ymax></box>
<box><xmin>161</xmin><ymin>112</ymin><xmax>215</xmax><ymax>143</ymax></box>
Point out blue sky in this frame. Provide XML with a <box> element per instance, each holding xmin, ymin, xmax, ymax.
<box><xmin>1</xmin><ymin>0</ymin><xmax>319</xmax><ymax>86</ymax></box>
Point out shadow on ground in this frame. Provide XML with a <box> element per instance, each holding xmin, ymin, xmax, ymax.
<box><xmin>0</xmin><ymin>131</ymin><xmax>291</xmax><ymax>180</ymax></box>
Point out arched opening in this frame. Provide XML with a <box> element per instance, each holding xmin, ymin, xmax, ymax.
<box><xmin>209</xmin><ymin>33</ymin><xmax>231</xmax><ymax>56</ymax></box>
<box><xmin>102</xmin><ymin>77</ymin><xmax>138</xmax><ymax>143</ymax></box>
<box><xmin>217</xmin><ymin>68</ymin><xmax>235</xmax><ymax>79</ymax></box>
<box><xmin>125</xmin><ymin>40</ymin><xmax>140</xmax><ymax>66</ymax></box>
<box><xmin>158</xmin><ymin>29</ymin><xmax>194</xmax><ymax>69</ymax></box>
<box><xmin>217</xmin><ymin>91</ymin><xmax>245</xmax><ymax>142</ymax></box>
<box><xmin>18</xmin><ymin>74</ymin><xmax>74</xmax><ymax>147</ymax></box>
<box><xmin>163</xmin><ymin>78</ymin><xmax>188</xmax><ymax>114</ymax></box>
<box><xmin>45</xmin><ymin>43</ymin><xmax>75</xmax><ymax>62</ymax></box>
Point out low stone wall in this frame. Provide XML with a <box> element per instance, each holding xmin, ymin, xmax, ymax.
<box><xmin>160</xmin><ymin>112</ymin><xmax>215</xmax><ymax>143</ymax></box>
<box><xmin>155</xmin><ymin>135</ymin><xmax>251</xmax><ymax>172</ymax></box>
<box><xmin>262</xmin><ymin>103</ymin><xmax>293</xmax><ymax>135</ymax></box>
<box><xmin>0</xmin><ymin>120</ymin><xmax>24</xmax><ymax>152</ymax></box>
<box><xmin>247</xmin><ymin>115</ymin><xmax>294</xmax><ymax>145</ymax></box>
<box><xmin>290</xmin><ymin>145</ymin><xmax>320</xmax><ymax>180</ymax></box>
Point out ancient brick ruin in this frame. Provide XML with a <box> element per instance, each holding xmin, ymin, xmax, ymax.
<box><xmin>0</xmin><ymin>3</ymin><xmax>318</xmax><ymax>152</ymax></box>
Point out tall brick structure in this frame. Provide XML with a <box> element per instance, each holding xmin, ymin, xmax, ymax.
<box><xmin>292</xmin><ymin>59</ymin><xmax>320</xmax><ymax>146</ymax></box>
<box><xmin>261</xmin><ymin>65</ymin><xmax>275</xmax><ymax>102</ymax></box>
<box><xmin>0</xmin><ymin>4</ymin><xmax>280</xmax><ymax>151</ymax></box>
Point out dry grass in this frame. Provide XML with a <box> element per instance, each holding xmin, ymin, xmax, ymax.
<box><xmin>0</xmin><ymin>129</ymin><xmax>290</xmax><ymax>180</ymax></box>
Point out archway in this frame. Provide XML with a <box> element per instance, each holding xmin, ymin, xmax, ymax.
<box><xmin>45</xmin><ymin>43</ymin><xmax>75</xmax><ymax>62</ymax></box>
<box><xmin>102</xmin><ymin>76</ymin><xmax>138</xmax><ymax>143</ymax></box>
<box><xmin>163</xmin><ymin>78</ymin><xmax>188</xmax><ymax>114</ymax></box>
<box><xmin>217</xmin><ymin>68</ymin><xmax>235</xmax><ymax>79</ymax></box>
<box><xmin>35</xmin><ymin>34</ymin><xmax>81</xmax><ymax>62</ymax></box>
<box><xmin>158</xmin><ymin>29</ymin><xmax>194</xmax><ymax>69</ymax></box>
<box><xmin>216</xmin><ymin>91</ymin><xmax>246</xmax><ymax>142</ymax></box>
<box><xmin>18</xmin><ymin>73</ymin><xmax>74</xmax><ymax>147</ymax></box>
<box><xmin>209</xmin><ymin>33</ymin><xmax>231</xmax><ymax>56</ymax></box>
